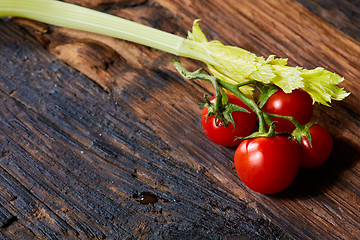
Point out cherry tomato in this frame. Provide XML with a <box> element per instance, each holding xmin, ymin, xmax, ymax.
<box><xmin>300</xmin><ymin>124</ymin><xmax>333</xmax><ymax>168</ymax></box>
<box><xmin>234</xmin><ymin>135</ymin><xmax>300</xmax><ymax>194</ymax></box>
<box><xmin>202</xmin><ymin>93</ymin><xmax>257</xmax><ymax>147</ymax></box>
<box><xmin>262</xmin><ymin>89</ymin><xmax>313</xmax><ymax>133</ymax></box>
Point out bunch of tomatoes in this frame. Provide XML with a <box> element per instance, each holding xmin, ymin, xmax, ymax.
<box><xmin>202</xmin><ymin>89</ymin><xmax>333</xmax><ymax>194</ymax></box>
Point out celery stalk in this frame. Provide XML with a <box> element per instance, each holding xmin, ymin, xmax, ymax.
<box><xmin>0</xmin><ymin>0</ymin><xmax>216</xmax><ymax>65</ymax></box>
<box><xmin>0</xmin><ymin>0</ymin><xmax>349</xmax><ymax>105</ymax></box>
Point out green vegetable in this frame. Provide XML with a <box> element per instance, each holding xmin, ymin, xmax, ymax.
<box><xmin>0</xmin><ymin>0</ymin><xmax>216</xmax><ymax>65</ymax></box>
<box><xmin>0</xmin><ymin>0</ymin><xmax>349</xmax><ymax>105</ymax></box>
<box><xmin>189</xmin><ymin>20</ymin><xmax>350</xmax><ymax>105</ymax></box>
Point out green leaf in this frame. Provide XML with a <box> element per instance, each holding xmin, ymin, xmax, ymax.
<box><xmin>258</xmin><ymin>85</ymin><xmax>279</xmax><ymax>108</ymax></box>
<box><xmin>201</xmin><ymin>90</ymin><xmax>250</xmax><ymax>129</ymax></box>
<box><xmin>250</xmin><ymin>60</ymin><xmax>276</xmax><ymax>84</ymax></box>
<box><xmin>266</xmin><ymin>55</ymin><xmax>288</xmax><ymax>66</ymax></box>
<box><xmin>292</xmin><ymin>123</ymin><xmax>314</xmax><ymax>147</ymax></box>
<box><xmin>271</xmin><ymin>65</ymin><xmax>304</xmax><ymax>92</ymax></box>
<box><xmin>188</xmin><ymin>19</ymin><xmax>208</xmax><ymax>42</ymax></box>
<box><xmin>207</xmin><ymin>65</ymin><xmax>255</xmax><ymax>97</ymax></box>
<box><xmin>188</xmin><ymin>20</ymin><xmax>350</xmax><ymax>106</ymax></box>
<box><xmin>300</xmin><ymin>67</ymin><xmax>350</xmax><ymax>106</ymax></box>
<box><xmin>223</xmin><ymin>103</ymin><xmax>251</xmax><ymax>130</ymax></box>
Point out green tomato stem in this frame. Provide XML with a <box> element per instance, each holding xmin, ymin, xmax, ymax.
<box><xmin>172</xmin><ymin>59</ymin><xmax>268</xmax><ymax>134</ymax></box>
<box><xmin>211</xmin><ymin>77</ymin><xmax>224</xmax><ymax>117</ymax></box>
<box><xmin>217</xmin><ymin>80</ymin><xmax>268</xmax><ymax>133</ymax></box>
<box><xmin>236</xmin><ymin>80</ymin><xmax>267</xmax><ymax>92</ymax></box>
<box><xmin>264</xmin><ymin>112</ymin><xmax>303</xmax><ymax>130</ymax></box>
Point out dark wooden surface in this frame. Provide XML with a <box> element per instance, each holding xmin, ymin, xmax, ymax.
<box><xmin>1</xmin><ymin>0</ymin><xmax>359</xmax><ymax>239</ymax></box>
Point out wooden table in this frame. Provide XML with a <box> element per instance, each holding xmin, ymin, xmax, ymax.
<box><xmin>1</xmin><ymin>0</ymin><xmax>359</xmax><ymax>239</ymax></box>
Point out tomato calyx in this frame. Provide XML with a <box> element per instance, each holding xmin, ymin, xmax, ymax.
<box><xmin>172</xmin><ymin>59</ymin><xmax>252</xmax><ymax>129</ymax></box>
<box><xmin>238</xmin><ymin>121</ymin><xmax>279</xmax><ymax>141</ymax></box>
<box><xmin>257</xmin><ymin>84</ymin><xmax>279</xmax><ymax>108</ymax></box>
<box><xmin>292</xmin><ymin>122</ymin><xmax>315</xmax><ymax>147</ymax></box>
<box><xmin>203</xmin><ymin>91</ymin><xmax>250</xmax><ymax>128</ymax></box>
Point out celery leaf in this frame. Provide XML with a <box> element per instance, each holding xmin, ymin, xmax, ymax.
<box><xmin>188</xmin><ymin>20</ymin><xmax>350</xmax><ymax>105</ymax></box>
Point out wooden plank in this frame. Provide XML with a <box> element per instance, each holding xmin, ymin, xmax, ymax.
<box><xmin>0</xmin><ymin>204</ymin><xmax>16</xmax><ymax>228</ymax></box>
<box><xmin>0</xmin><ymin>21</ymin><xmax>289</xmax><ymax>239</ymax></box>
<box><xmin>296</xmin><ymin>0</ymin><xmax>360</xmax><ymax>41</ymax></box>
<box><xmin>1</xmin><ymin>0</ymin><xmax>359</xmax><ymax>239</ymax></box>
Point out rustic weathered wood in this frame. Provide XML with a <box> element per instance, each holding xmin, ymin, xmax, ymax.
<box><xmin>1</xmin><ymin>0</ymin><xmax>359</xmax><ymax>239</ymax></box>
<box><xmin>296</xmin><ymin>0</ymin><xmax>360</xmax><ymax>42</ymax></box>
<box><xmin>0</xmin><ymin>21</ymin><xmax>288</xmax><ymax>240</ymax></box>
<box><xmin>0</xmin><ymin>204</ymin><xmax>16</xmax><ymax>228</ymax></box>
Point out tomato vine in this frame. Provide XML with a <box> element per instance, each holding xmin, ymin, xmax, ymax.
<box><xmin>173</xmin><ymin>59</ymin><xmax>335</xmax><ymax>194</ymax></box>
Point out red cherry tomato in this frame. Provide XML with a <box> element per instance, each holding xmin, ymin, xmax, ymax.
<box><xmin>234</xmin><ymin>135</ymin><xmax>300</xmax><ymax>194</ymax></box>
<box><xmin>262</xmin><ymin>89</ymin><xmax>313</xmax><ymax>133</ymax></box>
<box><xmin>202</xmin><ymin>93</ymin><xmax>257</xmax><ymax>147</ymax></box>
<box><xmin>300</xmin><ymin>124</ymin><xmax>333</xmax><ymax>168</ymax></box>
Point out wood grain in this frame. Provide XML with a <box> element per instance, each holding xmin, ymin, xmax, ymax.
<box><xmin>1</xmin><ymin>0</ymin><xmax>359</xmax><ymax>239</ymax></box>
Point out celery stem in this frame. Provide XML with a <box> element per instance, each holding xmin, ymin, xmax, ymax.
<box><xmin>0</xmin><ymin>0</ymin><xmax>217</xmax><ymax>65</ymax></box>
